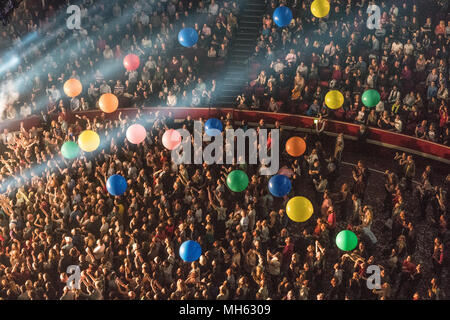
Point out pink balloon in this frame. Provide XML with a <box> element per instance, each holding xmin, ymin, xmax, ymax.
<box><xmin>126</xmin><ymin>124</ymin><xmax>147</xmax><ymax>144</ymax></box>
<box><xmin>123</xmin><ymin>54</ymin><xmax>140</xmax><ymax>71</ymax></box>
<box><xmin>162</xmin><ymin>129</ymin><xmax>182</xmax><ymax>150</ymax></box>
<box><xmin>278</xmin><ymin>167</ymin><xmax>294</xmax><ymax>178</ymax></box>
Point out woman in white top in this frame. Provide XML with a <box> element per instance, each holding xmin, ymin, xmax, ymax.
<box><xmin>166</xmin><ymin>90</ymin><xmax>177</xmax><ymax>107</ymax></box>
<box><xmin>20</xmin><ymin>103</ymin><xmax>32</xmax><ymax>117</ymax></box>
<box><xmin>103</xmin><ymin>45</ymin><xmax>114</xmax><ymax>59</ymax></box>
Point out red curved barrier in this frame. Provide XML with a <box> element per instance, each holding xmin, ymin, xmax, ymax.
<box><xmin>1</xmin><ymin>107</ymin><xmax>449</xmax><ymax>162</ymax></box>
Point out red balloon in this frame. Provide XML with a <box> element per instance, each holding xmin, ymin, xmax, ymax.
<box><xmin>123</xmin><ymin>54</ymin><xmax>140</xmax><ymax>71</ymax></box>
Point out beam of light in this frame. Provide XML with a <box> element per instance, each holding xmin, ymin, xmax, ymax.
<box><xmin>0</xmin><ymin>53</ymin><xmax>20</xmax><ymax>74</ymax></box>
<box><xmin>0</xmin><ymin>110</ymin><xmax>158</xmax><ymax>194</ymax></box>
<box><xmin>3</xmin><ymin>0</ymin><xmax>139</xmax><ymax>117</ymax></box>
<box><xmin>0</xmin><ymin>5</ymin><xmax>232</xmax><ymax>193</ymax></box>
<box><xmin>13</xmin><ymin>2</ymin><xmax>208</xmax><ymax>118</ymax></box>
<box><xmin>4</xmin><ymin>0</ymin><xmax>119</xmax><ymax>96</ymax></box>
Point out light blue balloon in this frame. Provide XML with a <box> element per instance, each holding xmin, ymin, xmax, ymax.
<box><xmin>273</xmin><ymin>6</ymin><xmax>293</xmax><ymax>27</ymax></box>
<box><xmin>106</xmin><ymin>174</ymin><xmax>127</xmax><ymax>196</ymax></box>
<box><xmin>204</xmin><ymin>118</ymin><xmax>223</xmax><ymax>136</ymax></box>
<box><xmin>179</xmin><ymin>240</ymin><xmax>202</xmax><ymax>262</ymax></box>
<box><xmin>178</xmin><ymin>28</ymin><xmax>198</xmax><ymax>47</ymax></box>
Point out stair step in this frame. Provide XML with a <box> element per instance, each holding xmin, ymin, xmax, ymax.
<box><xmin>235</xmin><ymin>40</ymin><xmax>255</xmax><ymax>45</ymax></box>
<box><xmin>222</xmin><ymin>95</ymin><xmax>239</xmax><ymax>100</ymax></box>
<box><xmin>226</xmin><ymin>68</ymin><xmax>246</xmax><ymax>72</ymax></box>
<box><xmin>223</xmin><ymin>80</ymin><xmax>243</xmax><ymax>85</ymax></box>
<box><xmin>218</xmin><ymin>94</ymin><xmax>238</xmax><ymax>100</ymax></box>
<box><xmin>241</xmin><ymin>15</ymin><xmax>261</xmax><ymax>20</ymax></box>
<box><xmin>247</xmin><ymin>2</ymin><xmax>265</xmax><ymax>6</ymax></box>
<box><xmin>240</xmin><ymin>20</ymin><xmax>261</xmax><ymax>24</ymax></box>
<box><xmin>234</xmin><ymin>42</ymin><xmax>255</xmax><ymax>47</ymax></box>
<box><xmin>242</xmin><ymin>13</ymin><xmax>263</xmax><ymax>17</ymax></box>
<box><xmin>229</xmin><ymin>60</ymin><xmax>247</xmax><ymax>65</ymax></box>
<box><xmin>224</xmin><ymin>74</ymin><xmax>244</xmax><ymax>79</ymax></box>
<box><xmin>235</xmin><ymin>36</ymin><xmax>254</xmax><ymax>41</ymax></box>
<box><xmin>223</xmin><ymin>89</ymin><xmax>241</xmax><ymax>95</ymax></box>
<box><xmin>235</xmin><ymin>41</ymin><xmax>254</xmax><ymax>46</ymax></box>
<box><xmin>224</xmin><ymin>77</ymin><xmax>248</xmax><ymax>82</ymax></box>
<box><xmin>224</xmin><ymin>76</ymin><xmax>247</xmax><ymax>81</ymax></box>
<box><xmin>223</xmin><ymin>82</ymin><xmax>243</xmax><ymax>87</ymax></box>
<box><xmin>231</xmin><ymin>52</ymin><xmax>249</xmax><ymax>57</ymax></box>
<box><xmin>239</xmin><ymin>32</ymin><xmax>258</xmax><ymax>36</ymax></box>
<box><xmin>243</xmin><ymin>9</ymin><xmax>265</xmax><ymax>14</ymax></box>
<box><xmin>233</xmin><ymin>48</ymin><xmax>252</xmax><ymax>53</ymax></box>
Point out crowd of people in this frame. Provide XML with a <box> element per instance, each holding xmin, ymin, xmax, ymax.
<box><xmin>0</xmin><ymin>109</ymin><xmax>448</xmax><ymax>300</ymax></box>
<box><xmin>0</xmin><ymin>0</ymin><xmax>239</xmax><ymax>120</ymax></box>
<box><xmin>0</xmin><ymin>0</ymin><xmax>448</xmax><ymax>301</ymax></box>
<box><xmin>237</xmin><ymin>0</ymin><xmax>449</xmax><ymax>145</ymax></box>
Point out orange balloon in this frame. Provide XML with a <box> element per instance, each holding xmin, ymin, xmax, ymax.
<box><xmin>286</xmin><ymin>136</ymin><xmax>306</xmax><ymax>157</ymax></box>
<box><xmin>63</xmin><ymin>78</ymin><xmax>82</xmax><ymax>98</ymax></box>
<box><xmin>99</xmin><ymin>93</ymin><xmax>119</xmax><ymax>113</ymax></box>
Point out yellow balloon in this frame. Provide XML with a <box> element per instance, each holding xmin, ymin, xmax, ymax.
<box><xmin>286</xmin><ymin>196</ymin><xmax>314</xmax><ymax>222</ymax></box>
<box><xmin>78</xmin><ymin>130</ymin><xmax>100</xmax><ymax>152</ymax></box>
<box><xmin>311</xmin><ymin>0</ymin><xmax>330</xmax><ymax>18</ymax></box>
<box><xmin>118</xmin><ymin>204</ymin><xmax>124</xmax><ymax>215</ymax></box>
<box><xmin>325</xmin><ymin>90</ymin><xmax>344</xmax><ymax>109</ymax></box>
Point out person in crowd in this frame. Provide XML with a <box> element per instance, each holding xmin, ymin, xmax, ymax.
<box><xmin>0</xmin><ymin>0</ymin><xmax>448</xmax><ymax>302</ymax></box>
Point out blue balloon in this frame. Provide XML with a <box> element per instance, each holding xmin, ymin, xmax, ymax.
<box><xmin>204</xmin><ymin>118</ymin><xmax>223</xmax><ymax>136</ymax></box>
<box><xmin>178</xmin><ymin>28</ymin><xmax>198</xmax><ymax>47</ymax></box>
<box><xmin>106</xmin><ymin>174</ymin><xmax>127</xmax><ymax>196</ymax></box>
<box><xmin>268</xmin><ymin>174</ymin><xmax>292</xmax><ymax>197</ymax></box>
<box><xmin>179</xmin><ymin>240</ymin><xmax>202</xmax><ymax>262</ymax></box>
<box><xmin>273</xmin><ymin>6</ymin><xmax>293</xmax><ymax>27</ymax></box>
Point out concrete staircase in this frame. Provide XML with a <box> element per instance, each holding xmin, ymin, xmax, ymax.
<box><xmin>214</xmin><ymin>0</ymin><xmax>266</xmax><ymax>107</ymax></box>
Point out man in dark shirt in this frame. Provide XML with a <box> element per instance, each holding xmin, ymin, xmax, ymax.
<box><xmin>326</xmin><ymin>277</ymin><xmax>344</xmax><ymax>300</ymax></box>
<box><xmin>182</xmin><ymin>115</ymin><xmax>194</xmax><ymax>133</ymax></box>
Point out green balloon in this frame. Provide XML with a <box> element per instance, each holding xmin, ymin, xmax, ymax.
<box><xmin>362</xmin><ymin>89</ymin><xmax>380</xmax><ymax>107</ymax></box>
<box><xmin>61</xmin><ymin>141</ymin><xmax>80</xmax><ymax>159</ymax></box>
<box><xmin>336</xmin><ymin>230</ymin><xmax>358</xmax><ymax>251</ymax></box>
<box><xmin>226</xmin><ymin>170</ymin><xmax>249</xmax><ymax>192</ymax></box>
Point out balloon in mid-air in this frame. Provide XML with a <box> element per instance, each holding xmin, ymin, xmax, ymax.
<box><xmin>268</xmin><ymin>174</ymin><xmax>292</xmax><ymax>197</ymax></box>
<box><xmin>285</xmin><ymin>136</ymin><xmax>306</xmax><ymax>157</ymax></box>
<box><xmin>311</xmin><ymin>0</ymin><xmax>330</xmax><ymax>18</ymax></box>
<box><xmin>123</xmin><ymin>53</ymin><xmax>140</xmax><ymax>71</ymax></box>
<box><xmin>273</xmin><ymin>6</ymin><xmax>293</xmax><ymax>27</ymax></box>
<box><xmin>204</xmin><ymin>118</ymin><xmax>223</xmax><ymax>137</ymax></box>
<box><xmin>78</xmin><ymin>130</ymin><xmax>100</xmax><ymax>152</ymax></box>
<box><xmin>99</xmin><ymin>93</ymin><xmax>119</xmax><ymax>113</ymax></box>
<box><xmin>126</xmin><ymin>124</ymin><xmax>147</xmax><ymax>144</ymax></box>
<box><xmin>179</xmin><ymin>240</ymin><xmax>202</xmax><ymax>262</ymax></box>
<box><xmin>63</xmin><ymin>78</ymin><xmax>82</xmax><ymax>98</ymax></box>
<box><xmin>226</xmin><ymin>170</ymin><xmax>249</xmax><ymax>192</ymax></box>
<box><xmin>325</xmin><ymin>90</ymin><xmax>344</xmax><ymax>109</ymax></box>
<box><xmin>61</xmin><ymin>141</ymin><xmax>80</xmax><ymax>159</ymax></box>
<box><xmin>286</xmin><ymin>196</ymin><xmax>314</xmax><ymax>222</ymax></box>
<box><xmin>336</xmin><ymin>230</ymin><xmax>358</xmax><ymax>251</ymax></box>
<box><xmin>178</xmin><ymin>28</ymin><xmax>199</xmax><ymax>47</ymax></box>
<box><xmin>162</xmin><ymin>129</ymin><xmax>182</xmax><ymax>150</ymax></box>
<box><xmin>362</xmin><ymin>89</ymin><xmax>381</xmax><ymax>108</ymax></box>
<box><xmin>106</xmin><ymin>174</ymin><xmax>127</xmax><ymax>196</ymax></box>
